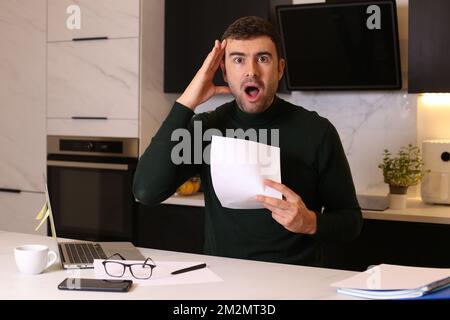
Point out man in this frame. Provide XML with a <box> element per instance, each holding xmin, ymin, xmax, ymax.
<box><xmin>133</xmin><ymin>16</ymin><xmax>362</xmax><ymax>266</ymax></box>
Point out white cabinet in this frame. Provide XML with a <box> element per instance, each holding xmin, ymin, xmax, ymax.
<box><xmin>46</xmin><ymin>0</ymin><xmax>140</xmax><ymax>138</ymax></box>
<box><xmin>0</xmin><ymin>0</ymin><xmax>46</xmax><ymax>234</ymax></box>
<box><xmin>0</xmin><ymin>0</ymin><xmax>46</xmax><ymax>193</ymax></box>
<box><xmin>47</xmin><ymin>38</ymin><xmax>139</xmax><ymax>120</ymax></box>
<box><xmin>46</xmin><ymin>118</ymin><xmax>138</xmax><ymax>138</ymax></box>
<box><xmin>47</xmin><ymin>0</ymin><xmax>140</xmax><ymax>41</ymax></box>
<box><xmin>0</xmin><ymin>192</ymin><xmax>46</xmax><ymax>235</ymax></box>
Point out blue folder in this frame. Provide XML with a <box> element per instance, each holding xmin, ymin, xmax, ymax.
<box><xmin>405</xmin><ymin>284</ymin><xmax>450</xmax><ymax>300</ymax></box>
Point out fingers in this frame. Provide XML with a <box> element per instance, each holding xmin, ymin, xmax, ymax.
<box><xmin>262</xmin><ymin>202</ymin><xmax>295</xmax><ymax>227</ymax></box>
<box><xmin>256</xmin><ymin>195</ymin><xmax>291</xmax><ymax>210</ymax></box>
<box><xmin>215</xmin><ymin>86</ymin><xmax>231</xmax><ymax>95</ymax></box>
<box><xmin>263</xmin><ymin>179</ymin><xmax>300</xmax><ymax>203</ymax></box>
<box><xmin>205</xmin><ymin>40</ymin><xmax>226</xmax><ymax>73</ymax></box>
<box><xmin>211</xmin><ymin>40</ymin><xmax>227</xmax><ymax>71</ymax></box>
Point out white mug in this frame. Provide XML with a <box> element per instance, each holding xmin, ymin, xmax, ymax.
<box><xmin>14</xmin><ymin>244</ymin><xmax>57</xmax><ymax>275</ymax></box>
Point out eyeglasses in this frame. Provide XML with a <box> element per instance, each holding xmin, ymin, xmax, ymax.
<box><xmin>102</xmin><ymin>253</ymin><xmax>156</xmax><ymax>280</ymax></box>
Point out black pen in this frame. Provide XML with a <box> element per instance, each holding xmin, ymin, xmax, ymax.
<box><xmin>171</xmin><ymin>263</ymin><xmax>207</xmax><ymax>275</ymax></box>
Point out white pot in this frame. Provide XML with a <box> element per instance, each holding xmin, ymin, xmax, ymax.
<box><xmin>389</xmin><ymin>193</ymin><xmax>407</xmax><ymax>210</ymax></box>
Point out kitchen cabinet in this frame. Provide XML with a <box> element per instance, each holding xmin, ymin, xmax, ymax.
<box><xmin>408</xmin><ymin>0</ymin><xmax>450</xmax><ymax>93</ymax></box>
<box><xmin>47</xmin><ymin>38</ymin><xmax>139</xmax><ymax>120</ymax></box>
<box><xmin>46</xmin><ymin>0</ymin><xmax>141</xmax><ymax>138</ymax></box>
<box><xmin>46</xmin><ymin>0</ymin><xmax>168</xmax><ymax>141</ymax></box>
<box><xmin>135</xmin><ymin>203</ymin><xmax>205</xmax><ymax>254</ymax></box>
<box><xmin>136</xmin><ymin>201</ymin><xmax>450</xmax><ymax>270</ymax></box>
<box><xmin>0</xmin><ymin>0</ymin><xmax>47</xmax><ymax>234</ymax></box>
<box><xmin>46</xmin><ymin>118</ymin><xmax>138</xmax><ymax>138</ymax></box>
<box><xmin>324</xmin><ymin>219</ymin><xmax>450</xmax><ymax>271</ymax></box>
<box><xmin>47</xmin><ymin>0</ymin><xmax>139</xmax><ymax>41</ymax></box>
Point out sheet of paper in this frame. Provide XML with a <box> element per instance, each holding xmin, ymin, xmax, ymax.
<box><xmin>94</xmin><ymin>259</ymin><xmax>223</xmax><ymax>286</ymax></box>
<box><xmin>331</xmin><ymin>264</ymin><xmax>450</xmax><ymax>290</ymax></box>
<box><xmin>210</xmin><ymin>135</ymin><xmax>282</xmax><ymax>209</ymax></box>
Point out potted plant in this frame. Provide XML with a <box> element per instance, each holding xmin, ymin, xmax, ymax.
<box><xmin>378</xmin><ymin>144</ymin><xmax>428</xmax><ymax>209</ymax></box>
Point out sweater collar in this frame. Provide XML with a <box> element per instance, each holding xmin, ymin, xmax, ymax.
<box><xmin>231</xmin><ymin>95</ymin><xmax>284</xmax><ymax>126</ymax></box>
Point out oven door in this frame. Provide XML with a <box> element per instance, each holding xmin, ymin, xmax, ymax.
<box><xmin>47</xmin><ymin>155</ymin><xmax>137</xmax><ymax>242</ymax></box>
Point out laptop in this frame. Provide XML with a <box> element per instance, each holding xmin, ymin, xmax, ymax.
<box><xmin>43</xmin><ymin>179</ymin><xmax>145</xmax><ymax>269</ymax></box>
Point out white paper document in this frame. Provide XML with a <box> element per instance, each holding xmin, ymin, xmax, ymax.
<box><xmin>94</xmin><ymin>259</ymin><xmax>223</xmax><ymax>286</ymax></box>
<box><xmin>331</xmin><ymin>264</ymin><xmax>450</xmax><ymax>299</ymax></box>
<box><xmin>210</xmin><ymin>136</ymin><xmax>282</xmax><ymax>209</ymax></box>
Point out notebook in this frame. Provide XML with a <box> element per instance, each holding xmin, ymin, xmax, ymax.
<box><xmin>331</xmin><ymin>264</ymin><xmax>450</xmax><ymax>300</ymax></box>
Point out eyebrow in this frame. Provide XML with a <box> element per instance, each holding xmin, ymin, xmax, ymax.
<box><xmin>228</xmin><ymin>51</ymin><xmax>273</xmax><ymax>58</ymax></box>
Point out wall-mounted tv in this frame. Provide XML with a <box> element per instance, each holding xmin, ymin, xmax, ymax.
<box><xmin>277</xmin><ymin>0</ymin><xmax>402</xmax><ymax>90</ymax></box>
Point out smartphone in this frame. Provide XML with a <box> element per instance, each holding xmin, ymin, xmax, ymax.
<box><xmin>58</xmin><ymin>278</ymin><xmax>133</xmax><ymax>293</ymax></box>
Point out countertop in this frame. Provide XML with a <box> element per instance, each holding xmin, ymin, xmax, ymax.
<box><xmin>0</xmin><ymin>231</ymin><xmax>358</xmax><ymax>300</ymax></box>
<box><xmin>162</xmin><ymin>193</ymin><xmax>450</xmax><ymax>225</ymax></box>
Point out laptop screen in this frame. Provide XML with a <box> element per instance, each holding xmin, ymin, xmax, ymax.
<box><xmin>43</xmin><ymin>177</ymin><xmax>58</xmax><ymax>241</ymax></box>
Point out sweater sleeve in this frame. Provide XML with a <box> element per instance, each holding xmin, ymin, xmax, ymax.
<box><xmin>133</xmin><ymin>102</ymin><xmax>202</xmax><ymax>206</ymax></box>
<box><xmin>313</xmin><ymin>122</ymin><xmax>363</xmax><ymax>243</ymax></box>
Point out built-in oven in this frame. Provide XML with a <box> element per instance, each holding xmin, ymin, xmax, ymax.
<box><xmin>47</xmin><ymin>136</ymin><xmax>138</xmax><ymax>242</ymax></box>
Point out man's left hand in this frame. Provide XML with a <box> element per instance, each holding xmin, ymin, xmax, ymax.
<box><xmin>256</xmin><ymin>179</ymin><xmax>317</xmax><ymax>235</ymax></box>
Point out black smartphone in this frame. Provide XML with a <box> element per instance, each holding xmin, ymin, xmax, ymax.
<box><xmin>58</xmin><ymin>278</ymin><xmax>133</xmax><ymax>293</ymax></box>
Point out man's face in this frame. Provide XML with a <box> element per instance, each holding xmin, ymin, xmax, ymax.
<box><xmin>221</xmin><ymin>36</ymin><xmax>285</xmax><ymax>114</ymax></box>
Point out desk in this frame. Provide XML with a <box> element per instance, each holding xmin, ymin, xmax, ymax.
<box><xmin>0</xmin><ymin>231</ymin><xmax>358</xmax><ymax>300</ymax></box>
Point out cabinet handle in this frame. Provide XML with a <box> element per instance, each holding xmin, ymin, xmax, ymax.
<box><xmin>72</xmin><ymin>36</ymin><xmax>109</xmax><ymax>41</ymax></box>
<box><xmin>72</xmin><ymin>116</ymin><xmax>108</xmax><ymax>120</ymax></box>
<box><xmin>0</xmin><ymin>188</ymin><xmax>21</xmax><ymax>194</ymax></box>
<box><xmin>47</xmin><ymin>160</ymin><xmax>129</xmax><ymax>171</ymax></box>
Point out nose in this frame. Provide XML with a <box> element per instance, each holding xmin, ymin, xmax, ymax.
<box><xmin>246</xmin><ymin>60</ymin><xmax>259</xmax><ymax>78</ymax></box>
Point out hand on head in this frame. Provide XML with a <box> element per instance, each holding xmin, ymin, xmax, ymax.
<box><xmin>176</xmin><ymin>40</ymin><xmax>231</xmax><ymax>110</ymax></box>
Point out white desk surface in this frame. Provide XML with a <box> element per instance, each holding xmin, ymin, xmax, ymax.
<box><xmin>163</xmin><ymin>194</ymin><xmax>450</xmax><ymax>225</ymax></box>
<box><xmin>0</xmin><ymin>231</ymin><xmax>358</xmax><ymax>300</ymax></box>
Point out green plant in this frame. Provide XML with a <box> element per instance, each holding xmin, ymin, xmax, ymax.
<box><xmin>378</xmin><ymin>144</ymin><xmax>428</xmax><ymax>188</ymax></box>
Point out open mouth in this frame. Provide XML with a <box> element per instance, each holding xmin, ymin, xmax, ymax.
<box><xmin>244</xmin><ymin>85</ymin><xmax>261</xmax><ymax>101</ymax></box>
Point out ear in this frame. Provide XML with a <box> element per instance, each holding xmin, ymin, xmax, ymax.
<box><xmin>220</xmin><ymin>60</ymin><xmax>228</xmax><ymax>83</ymax></box>
<box><xmin>278</xmin><ymin>58</ymin><xmax>286</xmax><ymax>81</ymax></box>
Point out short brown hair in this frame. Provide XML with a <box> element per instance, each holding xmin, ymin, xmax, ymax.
<box><xmin>221</xmin><ymin>16</ymin><xmax>283</xmax><ymax>59</ymax></box>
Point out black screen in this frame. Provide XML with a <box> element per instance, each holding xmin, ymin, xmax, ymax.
<box><xmin>164</xmin><ymin>0</ymin><xmax>270</xmax><ymax>93</ymax></box>
<box><xmin>277</xmin><ymin>1</ymin><xmax>402</xmax><ymax>90</ymax></box>
<box><xmin>58</xmin><ymin>279</ymin><xmax>132</xmax><ymax>292</ymax></box>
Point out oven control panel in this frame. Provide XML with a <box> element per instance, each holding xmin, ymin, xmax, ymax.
<box><xmin>59</xmin><ymin>139</ymin><xmax>123</xmax><ymax>154</ymax></box>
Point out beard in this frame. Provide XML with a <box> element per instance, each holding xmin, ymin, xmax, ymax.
<box><xmin>230</xmin><ymin>76</ymin><xmax>278</xmax><ymax>114</ymax></box>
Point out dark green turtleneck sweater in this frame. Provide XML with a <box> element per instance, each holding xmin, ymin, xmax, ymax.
<box><xmin>133</xmin><ymin>96</ymin><xmax>362</xmax><ymax>267</ymax></box>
